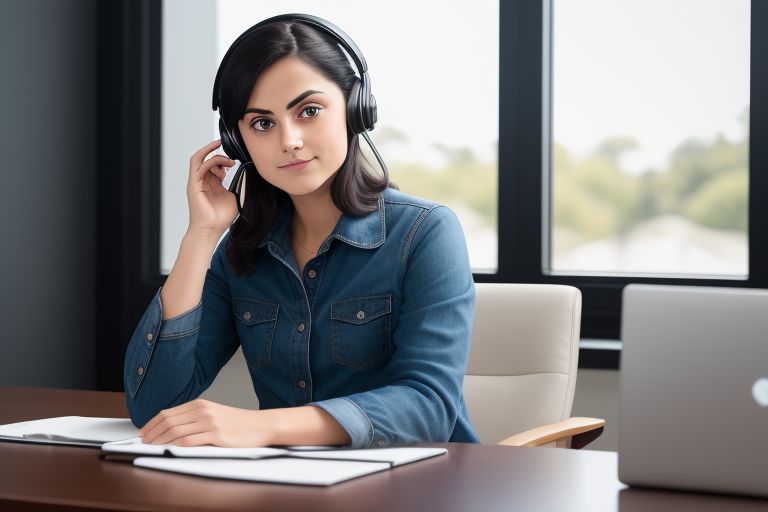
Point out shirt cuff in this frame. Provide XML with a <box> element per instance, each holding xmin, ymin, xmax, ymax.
<box><xmin>309</xmin><ymin>397</ymin><xmax>375</xmax><ymax>449</ymax></box>
<box><xmin>156</xmin><ymin>286</ymin><xmax>203</xmax><ymax>339</ymax></box>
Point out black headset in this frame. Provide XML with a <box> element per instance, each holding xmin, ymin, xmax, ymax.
<box><xmin>211</xmin><ymin>13</ymin><xmax>383</xmax><ymax>171</ymax></box>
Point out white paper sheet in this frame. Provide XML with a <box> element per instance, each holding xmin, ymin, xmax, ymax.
<box><xmin>0</xmin><ymin>416</ymin><xmax>139</xmax><ymax>446</ymax></box>
<box><xmin>134</xmin><ymin>456</ymin><xmax>392</xmax><ymax>486</ymax></box>
<box><xmin>130</xmin><ymin>447</ymin><xmax>448</xmax><ymax>486</ymax></box>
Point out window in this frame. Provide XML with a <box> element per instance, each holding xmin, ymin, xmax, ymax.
<box><xmin>161</xmin><ymin>0</ymin><xmax>499</xmax><ymax>273</ymax></box>
<box><xmin>551</xmin><ymin>0</ymin><xmax>750</xmax><ymax>278</ymax></box>
<box><xmin>124</xmin><ymin>1</ymin><xmax>767</xmax><ymax>378</ymax></box>
<box><xmin>488</xmin><ymin>0</ymin><xmax>768</xmax><ymax>353</ymax></box>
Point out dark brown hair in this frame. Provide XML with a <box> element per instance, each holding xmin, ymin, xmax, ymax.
<box><xmin>218</xmin><ymin>20</ymin><xmax>394</xmax><ymax>276</ymax></box>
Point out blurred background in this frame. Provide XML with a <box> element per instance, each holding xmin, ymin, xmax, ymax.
<box><xmin>0</xmin><ymin>0</ymin><xmax>761</xmax><ymax>453</ymax></box>
<box><xmin>163</xmin><ymin>0</ymin><xmax>749</xmax><ymax>277</ymax></box>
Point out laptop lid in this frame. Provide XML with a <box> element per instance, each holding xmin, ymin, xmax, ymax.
<box><xmin>618</xmin><ymin>284</ymin><xmax>768</xmax><ymax>498</ymax></box>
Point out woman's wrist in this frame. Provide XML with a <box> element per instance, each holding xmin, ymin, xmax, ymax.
<box><xmin>263</xmin><ymin>406</ymin><xmax>351</xmax><ymax>447</ymax></box>
<box><xmin>183</xmin><ymin>228</ymin><xmax>222</xmax><ymax>250</ymax></box>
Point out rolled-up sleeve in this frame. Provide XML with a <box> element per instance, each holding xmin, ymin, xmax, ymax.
<box><xmin>311</xmin><ymin>397</ymin><xmax>375</xmax><ymax>448</ymax></box>
<box><xmin>123</xmin><ymin>238</ymin><xmax>240</xmax><ymax>427</ymax></box>
<box><xmin>310</xmin><ymin>206</ymin><xmax>476</xmax><ymax>448</ymax></box>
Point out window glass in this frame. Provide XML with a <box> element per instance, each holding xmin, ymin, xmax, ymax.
<box><xmin>550</xmin><ymin>0</ymin><xmax>750</xmax><ymax>277</ymax></box>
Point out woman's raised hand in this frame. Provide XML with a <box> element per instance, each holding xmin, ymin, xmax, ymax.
<box><xmin>186</xmin><ymin>140</ymin><xmax>239</xmax><ymax>236</ymax></box>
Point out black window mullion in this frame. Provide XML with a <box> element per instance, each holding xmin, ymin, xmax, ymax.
<box><xmin>96</xmin><ymin>0</ymin><xmax>164</xmax><ymax>391</ymax></box>
<box><xmin>480</xmin><ymin>0</ymin><xmax>545</xmax><ymax>285</ymax></box>
<box><xmin>749</xmin><ymin>0</ymin><xmax>768</xmax><ymax>287</ymax></box>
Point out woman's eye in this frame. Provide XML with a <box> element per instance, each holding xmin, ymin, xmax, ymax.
<box><xmin>300</xmin><ymin>106</ymin><xmax>322</xmax><ymax>118</ymax></box>
<box><xmin>249</xmin><ymin>106</ymin><xmax>321</xmax><ymax>131</ymax></box>
<box><xmin>251</xmin><ymin>119</ymin><xmax>273</xmax><ymax>131</ymax></box>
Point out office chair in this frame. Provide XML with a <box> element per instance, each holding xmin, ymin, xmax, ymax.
<box><xmin>464</xmin><ymin>283</ymin><xmax>604</xmax><ymax>448</ymax></box>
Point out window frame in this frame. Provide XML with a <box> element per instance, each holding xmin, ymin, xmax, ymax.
<box><xmin>96</xmin><ymin>0</ymin><xmax>164</xmax><ymax>391</ymax></box>
<box><xmin>98</xmin><ymin>0</ymin><xmax>767</xmax><ymax>392</ymax></box>
<box><xmin>477</xmin><ymin>0</ymin><xmax>768</xmax><ymax>368</ymax></box>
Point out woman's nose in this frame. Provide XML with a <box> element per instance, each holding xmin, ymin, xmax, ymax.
<box><xmin>281</xmin><ymin>124</ymin><xmax>303</xmax><ymax>153</ymax></box>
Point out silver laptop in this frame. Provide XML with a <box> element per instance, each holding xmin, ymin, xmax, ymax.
<box><xmin>619</xmin><ymin>284</ymin><xmax>768</xmax><ymax>498</ymax></box>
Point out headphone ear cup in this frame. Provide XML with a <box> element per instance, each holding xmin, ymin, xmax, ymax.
<box><xmin>359</xmin><ymin>73</ymin><xmax>377</xmax><ymax>131</ymax></box>
<box><xmin>366</xmin><ymin>93</ymin><xmax>378</xmax><ymax>131</ymax></box>
<box><xmin>219</xmin><ymin>118</ymin><xmax>251</xmax><ymax>163</ymax></box>
<box><xmin>219</xmin><ymin>118</ymin><xmax>238</xmax><ymax>159</ymax></box>
<box><xmin>346</xmin><ymin>74</ymin><xmax>378</xmax><ymax>134</ymax></box>
<box><xmin>346</xmin><ymin>76</ymin><xmax>364</xmax><ymax>135</ymax></box>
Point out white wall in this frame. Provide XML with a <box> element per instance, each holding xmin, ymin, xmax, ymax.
<box><xmin>161</xmin><ymin>0</ymin><xmax>219</xmax><ymax>274</ymax></box>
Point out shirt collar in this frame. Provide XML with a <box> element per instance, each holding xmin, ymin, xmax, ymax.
<box><xmin>258</xmin><ymin>194</ymin><xmax>386</xmax><ymax>256</ymax></box>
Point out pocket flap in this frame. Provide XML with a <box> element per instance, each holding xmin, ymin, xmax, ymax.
<box><xmin>232</xmin><ymin>298</ymin><xmax>279</xmax><ymax>325</ymax></box>
<box><xmin>331</xmin><ymin>295</ymin><xmax>392</xmax><ymax>325</ymax></box>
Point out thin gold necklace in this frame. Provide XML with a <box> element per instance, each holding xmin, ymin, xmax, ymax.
<box><xmin>295</xmin><ymin>237</ymin><xmax>316</xmax><ymax>256</ymax></box>
<box><xmin>293</xmin><ymin>212</ymin><xmax>342</xmax><ymax>257</ymax></box>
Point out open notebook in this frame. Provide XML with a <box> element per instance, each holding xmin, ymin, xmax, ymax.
<box><xmin>101</xmin><ymin>438</ymin><xmax>448</xmax><ymax>486</ymax></box>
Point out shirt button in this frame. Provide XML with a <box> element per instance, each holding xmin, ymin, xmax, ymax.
<box><xmin>297</xmin><ymin>323</ymin><xmax>305</xmax><ymax>332</ymax></box>
<box><xmin>308</xmin><ymin>269</ymin><xmax>317</xmax><ymax>279</ymax></box>
<box><xmin>297</xmin><ymin>380</ymin><xmax>306</xmax><ymax>389</ymax></box>
<box><xmin>243</xmin><ymin>311</ymin><xmax>252</xmax><ymax>321</ymax></box>
<box><xmin>137</xmin><ymin>366</ymin><xmax>144</xmax><ymax>376</ymax></box>
<box><xmin>146</xmin><ymin>332</ymin><xmax>153</xmax><ymax>343</ymax></box>
<box><xmin>356</xmin><ymin>310</ymin><xmax>365</xmax><ymax>320</ymax></box>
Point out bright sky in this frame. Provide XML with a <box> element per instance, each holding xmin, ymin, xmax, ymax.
<box><xmin>553</xmin><ymin>0</ymin><xmax>750</xmax><ymax>174</ymax></box>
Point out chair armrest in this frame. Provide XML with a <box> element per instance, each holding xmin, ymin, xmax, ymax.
<box><xmin>497</xmin><ymin>417</ymin><xmax>605</xmax><ymax>449</ymax></box>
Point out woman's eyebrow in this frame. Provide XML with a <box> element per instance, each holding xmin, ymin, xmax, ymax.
<box><xmin>244</xmin><ymin>90</ymin><xmax>324</xmax><ymax>115</ymax></box>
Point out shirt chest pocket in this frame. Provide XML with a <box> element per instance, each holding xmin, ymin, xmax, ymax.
<box><xmin>330</xmin><ymin>294</ymin><xmax>392</xmax><ymax>370</ymax></box>
<box><xmin>232</xmin><ymin>298</ymin><xmax>279</xmax><ymax>370</ymax></box>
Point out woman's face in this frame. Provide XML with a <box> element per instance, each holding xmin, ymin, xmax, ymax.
<box><xmin>237</xmin><ymin>56</ymin><xmax>348</xmax><ymax>198</ymax></box>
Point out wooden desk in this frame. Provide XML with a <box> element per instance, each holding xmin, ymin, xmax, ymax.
<box><xmin>0</xmin><ymin>386</ymin><xmax>765</xmax><ymax>512</ymax></box>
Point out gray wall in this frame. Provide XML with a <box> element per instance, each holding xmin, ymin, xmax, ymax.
<box><xmin>0</xmin><ymin>0</ymin><xmax>96</xmax><ymax>388</ymax></box>
<box><xmin>572</xmin><ymin>369</ymin><xmax>620</xmax><ymax>451</ymax></box>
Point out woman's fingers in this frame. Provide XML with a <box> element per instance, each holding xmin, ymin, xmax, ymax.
<box><xmin>141</xmin><ymin>409</ymin><xmax>200</xmax><ymax>444</ymax></box>
<box><xmin>189</xmin><ymin>139</ymin><xmax>224</xmax><ymax>170</ymax></box>
<box><xmin>139</xmin><ymin>399</ymin><xmax>204</xmax><ymax>437</ymax></box>
<box><xmin>148</xmin><ymin>419</ymin><xmax>207</xmax><ymax>445</ymax></box>
<box><xmin>195</xmin><ymin>155</ymin><xmax>235</xmax><ymax>182</ymax></box>
<box><xmin>171</xmin><ymin>432</ymin><xmax>216</xmax><ymax>447</ymax></box>
<box><xmin>189</xmin><ymin>140</ymin><xmax>236</xmax><ymax>182</ymax></box>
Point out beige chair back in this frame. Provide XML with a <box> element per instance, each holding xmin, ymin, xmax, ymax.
<box><xmin>464</xmin><ymin>283</ymin><xmax>582</xmax><ymax>444</ymax></box>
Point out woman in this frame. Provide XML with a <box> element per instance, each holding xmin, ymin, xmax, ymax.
<box><xmin>124</xmin><ymin>13</ymin><xmax>479</xmax><ymax>449</ymax></box>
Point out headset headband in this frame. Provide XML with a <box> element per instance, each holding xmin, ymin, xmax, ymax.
<box><xmin>212</xmin><ymin>13</ymin><xmax>369</xmax><ymax>112</ymax></box>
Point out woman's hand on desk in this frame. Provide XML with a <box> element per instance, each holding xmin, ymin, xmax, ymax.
<box><xmin>137</xmin><ymin>399</ymin><xmax>274</xmax><ymax>447</ymax></box>
<box><xmin>138</xmin><ymin>399</ymin><xmax>351</xmax><ymax>447</ymax></box>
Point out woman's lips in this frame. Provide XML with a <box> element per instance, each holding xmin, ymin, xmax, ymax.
<box><xmin>280</xmin><ymin>158</ymin><xmax>314</xmax><ymax>170</ymax></box>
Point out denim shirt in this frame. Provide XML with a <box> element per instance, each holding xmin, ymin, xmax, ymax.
<box><xmin>124</xmin><ymin>187</ymin><xmax>479</xmax><ymax>448</ymax></box>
